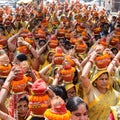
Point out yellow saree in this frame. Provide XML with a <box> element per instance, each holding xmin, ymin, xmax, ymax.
<box><xmin>88</xmin><ymin>88</ymin><xmax>120</xmax><ymax>120</ymax></box>
<box><xmin>83</xmin><ymin>69</ymin><xmax>120</xmax><ymax>120</ymax></box>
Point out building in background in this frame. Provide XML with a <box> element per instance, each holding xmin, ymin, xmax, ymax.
<box><xmin>112</xmin><ymin>0</ymin><xmax>120</xmax><ymax>11</ymax></box>
<box><xmin>104</xmin><ymin>0</ymin><xmax>120</xmax><ymax>12</ymax></box>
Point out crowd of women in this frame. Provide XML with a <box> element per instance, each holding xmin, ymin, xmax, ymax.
<box><xmin>0</xmin><ymin>0</ymin><xmax>119</xmax><ymax>120</ymax></box>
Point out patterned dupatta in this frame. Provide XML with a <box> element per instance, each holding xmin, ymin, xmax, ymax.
<box><xmin>88</xmin><ymin>89</ymin><xmax>120</xmax><ymax>120</ymax></box>
<box><xmin>8</xmin><ymin>92</ymin><xmax>29</xmax><ymax>120</ymax></box>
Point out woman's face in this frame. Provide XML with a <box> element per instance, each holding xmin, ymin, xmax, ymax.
<box><xmin>20</xmin><ymin>61</ymin><xmax>30</xmax><ymax>73</ymax></box>
<box><xmin>71</xmin><ymin>103</ymin><xmax>88</xmax><ymax>120</ymax></box>
<box><xmin>95</xmin><ymin>73</ymin><xmax>108</xmax><ymax>90</ymax></box>
<box><xmin>17</xmin><ymin>100</ymin><xmax>29</xmax><ymax>118</ymax></box>
<box><xmin>47</xmin><ymin>52</ymin><xmax>54</xmax><ymax>63</ymax></box>
<box><xmin>67</xmin><ymin>87</ymin><xmax>76</xmax><ymax>98</ymax></box>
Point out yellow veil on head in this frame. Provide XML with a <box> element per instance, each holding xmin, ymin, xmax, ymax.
<box><xmin>91</xmin><ymin>69</ymin><xmax>111</xmax><ymax>89</ymax></box>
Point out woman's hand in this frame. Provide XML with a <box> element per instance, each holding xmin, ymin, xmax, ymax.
<box><xmin>17</xmin><ymin>37</ymin><xmax>25</xmax><ymax>46</ymax></box>
<box><xmin>89</xmin><ymin>50</ymin><xmax>99</xmax><ymax>62</ymax></box>
<box><xmin>6</xmin><ymin>65</ymin><xmax>23</xmax><ymax>82</ymax></box>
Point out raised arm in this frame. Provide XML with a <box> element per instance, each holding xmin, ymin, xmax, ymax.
<box><xmin>7</xmin><ymin>28</ymin><xmax>23</xmax><ymax>52</ymax></box>
<box><xmin>17</xmin><ymin>37</ymin><xmax>38</xmax><ymax>58</ymax></box>
<box><xmin>81</xmin><ymin>51</ymin><xmax>98</xmax><ymax>89</ymax></box>
<box><xmin>0</xmin><ymin>66</ymin><xmax>20</xmax><ymax>113</ymax></box>
<box><xmin>0</xmin><ymin>110</ymin><xmax>15</xmax><ymax>120</ymax></box>
<box><xmin>107</xmin><ymin>51</ymin><xmax>120</xmax><ymax>74</ymax></box>
<box><xmin>39</xmin><ymin>63</ymin><xmax>53</xmax><ymax>83</ymax></box>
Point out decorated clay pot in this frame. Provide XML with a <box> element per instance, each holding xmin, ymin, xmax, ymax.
<box><xmin>81</xmin><ymin>31</ymin><xmax>89</xmax><ymax>41</ymax></box>
<box><xmin>44</xmin><ymin>96</ymin><xmax>71</xmax><ymax>120</ymax></box>
<box><xmin>11</xmin><ymin>76</ymin><xmax>28</xmax><ymax>93</ymax></box>
<box><xmin>70</xmin><ymin>37</ymin><xmax>77</xmax><ymax>45</ymax></box>
<box><xmin>17</xmin><ymin>46</ymin><xmax>29</xmax><ymax>54</ymax></box>
<box><xmin>57</xmin><ymin>29</ymin><xmax>66</xmax><ymax>38</ymax></box>
<box><xmin>110</xmin><ymin>37</ymin><xmax>119</xmax><ymax>46</ymax></box>
<box><xmin>0</xmin><ymin>64</ymin><xmax>11</xmax><ymax>77</ymax></box>
<box><xmin>49</xmin><ymin>35</ymin><xmax>58</xmax><ymax>48</ymax></box>
<box><xmin>95</xmin><ymin>54</ymin><xmax>111</xmax><ymax>69</ymax></box>
<box><xmin>11</xmin><ymin>66</ymin><xmax>29</xmax><ymax>93</ymax></box>
<box><xmin>29</xmin><ymin>94</ymin><xmax>49</xmax><ymax>115</ymax></box>
<box><xmin>93</xmin><ymin>27</ymin><xmax>101</xmax><ymax>34</ymax></box>
<box><xmin>75</xmin><ymin>40</ymin><xmax>87</xmax><ymax>53</ymax></box>
<box><xmin>60</xmin><ymin>64</ymin><xmax>75</xmax><ymax>83</ymax></box>
<box><xmin>29</xmin><ymin>79</ymin><xmax>50</xmax><ymax>115</ymax></box>
<box><xmin>76</xmin><ymin>25</ymin><xmax>84</xmax><ymax>33</ymax></box>
<box><xmin>54</xmin><ymin>47</ymin><xmax>64</xmax><ymax>65</ymax></box>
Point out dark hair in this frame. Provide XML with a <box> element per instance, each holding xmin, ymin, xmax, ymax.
<box><xmin>15</xmin><ymin>53</ymin><xmax>28</xmax><ymax>62</ymax></box>
<box><xmin>66</xmin><ymin>96</ymin><xmax>88</xmax><ymax>112</ymax></box>
<box><xmin>101</xmin><ymin>22</ymin><xmax>110</xmax><ymax>28</ymax></box>
<box><xmin>49</xmin><ymin>85</ymin><xmax>68</xmax><ymax>101</ymax></box>
<box><xmin>18</xmin><ymin>96</ymin><xmax>29</xmax><ymax>104</ymax></box>
<box><xmin>111</xmin><ymin>47</ymin><xmax>118</xmax><ymax>55</ymax></box>
<box><xmin>112</xmin><ymin>16</ymin><xmax>117</xmax><ymax>20</ymax></box>
<box><xmin>38</xmin><ymin>40</ymin><xmax>46</xmax><ymax>46</ymax></box>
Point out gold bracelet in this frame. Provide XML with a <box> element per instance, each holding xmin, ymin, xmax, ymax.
<box><xmin>88</xmin><ymin>60</ymin><xmax>93</xmax><ymax>65</ymax></box>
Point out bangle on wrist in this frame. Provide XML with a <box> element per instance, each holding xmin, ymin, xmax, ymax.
<box><xmin>1</xmin><ymin>85</ymin><xmax>9</xmax><ymax>92</ymax></box>
<box><xmin>88</xmin><ymin>59</ymin><xmax>94</xmax><ymax>65</ymax></box>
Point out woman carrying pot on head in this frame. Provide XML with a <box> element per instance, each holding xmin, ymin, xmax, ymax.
<box><xmin>81</xmin><ymin>49</ymin><xmax>120</xmax><ymax>120</ymax></box>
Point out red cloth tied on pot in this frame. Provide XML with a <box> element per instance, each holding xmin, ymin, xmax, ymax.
<box><xmin>32</xmin><ymin>79</ymin><xmax>47</xmax><ymax>95</ymax></box>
